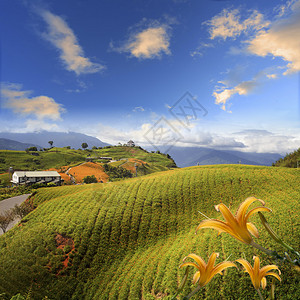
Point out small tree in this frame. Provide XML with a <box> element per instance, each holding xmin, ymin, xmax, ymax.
<box><xmin>48</xmin><ymin>141</ymin><xmax>53</xmax><ymax>147</ymax></box>
<box><xmin>0</xmin><ymin>210</ymin><xmax>14</xmax><ymax>234</ymax></box>
<box><xmin>27</xmin><ymin>146</ymin><xmax>37</xmax><ymax>151</ymax></box>
<box><xmin>82</xmin><ymin>143</ymin><xmax>88</xmax><ymax>149</ymax></box>
<box><xmin>12</xmin><ymin>202</ymin><xmax>33</xmax><ymax>219</ymax></box>
<box><xmin>83</xmin><ymin>175</ymin><xmax>97</xmax><ymax>184</ymax></box>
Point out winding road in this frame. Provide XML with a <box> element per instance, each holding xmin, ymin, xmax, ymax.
<box><xmin>0</xmin><ymin>194</ymin><xmax>31</xmax><ymax>235</ymax></box>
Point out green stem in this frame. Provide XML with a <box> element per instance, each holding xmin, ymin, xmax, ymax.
<box><xmin>256</xmin><ymin>289</ymin><xmax>264</xmax><ymax>300</ymax></box>
<box><xmin>250</xmin><ymin>240</ymin><xmax>274</xmax><ymax>256</ymax></box>
<box><xmin>183</xmin><ymin>285</ymin><xmax>202</xmax><ymax>300</ymax></box>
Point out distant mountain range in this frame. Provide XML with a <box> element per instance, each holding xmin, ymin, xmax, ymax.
<box><xmin>0</xmin><ymin>131</ymin><xmax>283</xmax><ymax>166</ymax></box>
<box><xmin>167</xmin><ymin>146</ymin><xmax>283</xmax><ymax>167</ymax></box>
<box><xmin>0</xmin><ymin>138</ymin><xmax>42</xmax><ymax>151</ymax></box>
<box><xmin>0</xmin><ymin>131</ymin><xmax>110</xmax><ymax>149</ymax></box>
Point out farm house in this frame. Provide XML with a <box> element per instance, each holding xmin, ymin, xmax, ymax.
<box><xmin>11</xmin><ymin>171</ymin><xmax>62</xmax><ymax>186</ymax></box>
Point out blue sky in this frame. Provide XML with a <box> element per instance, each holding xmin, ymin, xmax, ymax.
<box><xmin>0</xmin><ymin>0</ymin><xmax>299</xmax><ymax>153</ymax></box>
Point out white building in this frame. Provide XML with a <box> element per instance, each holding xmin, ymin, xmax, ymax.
<box><xmin>11</xmin><ymin>171</ymin><xmax>62</xmax><ymax>186</ymax></box>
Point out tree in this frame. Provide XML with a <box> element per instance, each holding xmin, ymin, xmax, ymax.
<box><xmin>48</xmin><ymin>141</ymin><xmax>53</xmax><ymax>147</ymax></box>
<box><xmin>82</xmin><ymin>142</ymin><xmax>88</xmax><ymax>149</ymax></box>
<box><xmin>26</xmin><ymin>146</ymin><xmax>37</xmax><ymax>151</ymax></box>
<box><xmin>83</xmin><ymin>175</ymin><xmax>98</xmax><ymax>184</ymax></box>
<box><xmin>12</xmin><ymin>203</ymin><xmax>33</xmax><ymax>219</ymax></box>
<box><xmin>0</xmin><ymin>210</ymin><xmax>14</xmax><ymax>234</ymax></box>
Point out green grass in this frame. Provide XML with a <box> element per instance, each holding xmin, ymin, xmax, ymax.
<box><xmin>0</xmin><ymin>146</ymin><xmax>176</xmax><ymax>175</ymax></box>
<box><xmin>0</xmin><ymin>149</ymin><xmax>85</xmax><ymax>173</ymax></box>
<box><xmin>0</xmin><ymin>165</ymin><xmax>299</xmax><ymax>299</ymax></box>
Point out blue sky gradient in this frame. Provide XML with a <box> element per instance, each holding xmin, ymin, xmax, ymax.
<box><xmin>0</xmin><ymin>0</ymin><xmax>299</xmax><ymax>153</ymax></box>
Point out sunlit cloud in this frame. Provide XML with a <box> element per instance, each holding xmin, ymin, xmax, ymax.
<box><xmin>247</xmin><ymin>0</ymin><xmax>300</xmax><ymax>75</ymax></box>
<box><xmin>205</xmin><ymin>8</ymin><xmax>269</xmax><ymax>40</ymax></box>
<box><xmin>1</xmin><ymin>82</ymin><xmax>65</xmax><ymax>120</ymax></box>
<box><xmin>38</xmin><ymin>9</ymin><xmax>105</xmax><ymax>75</ymax></box>
<box><xmin>111</xmin><ymin>20</ymin><xmax>172</xmax><ymax>59</ymax></box>
<box><xmin>212</xmin><ymin>68</ymin><xmax>279</xmax><ymax>111</ymax></box>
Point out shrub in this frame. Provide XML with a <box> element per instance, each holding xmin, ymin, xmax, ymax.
<box><xmin>83</xmin><ymin>175</ymin><xmax>98</xmax><ymax>184</ymax></box>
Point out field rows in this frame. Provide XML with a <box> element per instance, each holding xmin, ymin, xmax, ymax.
<box><xmin>0</xmin><ymin>165</ymin><xmax>299</xmax><ymax>299</ymax></box>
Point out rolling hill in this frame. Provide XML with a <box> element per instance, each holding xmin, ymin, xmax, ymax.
<box><xmin>274</xmin><ymin>147</ymin><xmax>300</xmax><ymax>168</ymax></box>
<box><xmin>0</xmin><ymin>146</ymin><xmax>176</xmax><ymax>187</ymax></box>
<box><xmin>0</xmin><ymin>165</ymin><xmax>298</xmax><ymax>299</ymax></box>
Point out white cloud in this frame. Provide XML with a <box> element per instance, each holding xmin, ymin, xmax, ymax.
<box><xmin>247</xmin><ymin>1</ymin><xmax>300</xmax><ymax>75</ymax></box>
<box><xmin>24</xmin><ymin>119</ymin><xmax>60</xmax><ymax>132</ymax></box>
<box><xmin>190</xmin><ymin>43</ymin><xmax>213</xmax><ymax>57</ymax></box>
<box><xmin>1</xmin><ymin>82</ymin><xmax>65</xmax><ymax>120</ymax></box>
<box><xmin>205</xmin><ymin>8</ymin><xmax>269</xmax><ymax>40</ymax></box>
<box><xmin>112</xmin><ymin>20</ymin><xmax>172</xmax><ymax>59</ymax></box>
<box><xmin>233</xmin><ymin>129</ymin><xmax>300</xmax><ymax>154</ymax></box>
<box><xmin>133</xmin><ymin>106</ymin><xmax>145</xmax><ymax>112</ymax></box>
<box><xmin>39</xmin><ymin>9</ymin><xmax>105</xmax><ymax>75</ymax></box>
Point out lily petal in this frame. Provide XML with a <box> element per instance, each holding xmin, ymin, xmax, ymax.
<box><xmin>196</xmin><ymin>219</ymin><xmax>243</xmax><ymax>242</ymax></box>
<box><xmin>260</xmin><ymin>265</ymin><xmax>281</xmax><ymax>277</ymax></box>
<box><xmin>185</xmin><ymin>253</ymin><xmax>206</xmax><ymax>274</ymax></box>
<box><xmin>180</xmin><ymin>262</ymin><xmax>200</xmax><ymax>270</ymax></box>
<box><xmin>264</xmin><ymin>272</ymin><xmax>281</xmax><ymax>282</ymax></box>
<box><xmin>206</xmin><ymin>261</ymin><xmax>237</xmax><ymax>285</ymax></box>
<box><xmin>245</xmin><ymin>207</ymin><xmax>272</xmax><ymax>223</ymax></box>
<box><xmin>192</xmin><ymin>271</ymin><xmax>200</xmax><ymax>284</ymax></box>
<box><xmin>236</xmin><ymin>197</ymin><xmax>265</xmax><ymax>224</ymax></box>
<box><xmin>261</xmin><ymin>277</ymin><xmax>267</xmax><ymax>289</ymax></box>
<box><xmin>246</xmin><ymin>222</ymin><xmax>260</xmax><ymax>238</ymax></box>
<box><xmin>236</xmin><ymin>259</ymin><xmax>255</xmax><ymax>284</ymax></box>
<box><xmin>206</xmin><ymin>252</ymin><xmax>219</xmax><ymax>274</ymax></box>
<box><xmin>216</xmin><ymin>204</ymin><xmax>239</xmax><ymax>227</ymax></box>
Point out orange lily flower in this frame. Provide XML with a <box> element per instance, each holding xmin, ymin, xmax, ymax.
<box><xmin>237</xmin><ymin>256</ymin><xmax>281</xmax><ymax>290</ymax></box>
<box><xmin>180</xmin><ymin>252</ymin><xmax>236</xmax><ymax>287</ymax></box>
<box><xmin>196</xmin><ymin>197</ymin><xmax>271</xmax><ymax>245</ymax></box>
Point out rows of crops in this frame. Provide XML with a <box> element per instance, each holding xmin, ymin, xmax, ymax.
<box><xmin>0</xmin><ymin>165</ymin><xmax>299</xmax><ymax>299</ymax></box>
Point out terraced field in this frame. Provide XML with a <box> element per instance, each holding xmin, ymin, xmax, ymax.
<box><xmin>0</xmin><ymin>165</ymin><xmax>299</xmax><ymax>299</ymax></box>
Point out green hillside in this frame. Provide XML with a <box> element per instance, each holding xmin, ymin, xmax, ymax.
<box><xmin>274</xmin><ymin>147</ymin><xmax>300</xmax><ymax>168</ymax></box>
<box><xmin>0</xmin><ymin>165</ymin><xmax>299</xmax><ymax>299</ymax></box>
<box><xmin>0</xmin><ymin>146</ymin><xmax>176</xmax><ymax>182</ymax></box>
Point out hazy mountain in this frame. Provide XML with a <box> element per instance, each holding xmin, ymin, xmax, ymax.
<box><xmin>0</xmin><ymin>138</ymin><xmax>42</xmax><ymax>151</ymax></box>
<box><xmin>0</xmin><ymin>131</ymin><xmax>110</xmax><ymax>149</ymax></box>
<box><xmin>167</xmin><ymin>146</ymin><xmax>283</xmax><ymax>167</ymax></box>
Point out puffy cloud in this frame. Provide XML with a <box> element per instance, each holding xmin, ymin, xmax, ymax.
<box><xmin>233</xmin><ymin>129</ymin><xmax>300</xmax><ymax>154</ymax></box>
<box><xmin>205</xmin><ymin>8</ymin><xmax>269</xmax><ymax>40</ymax></box>
<box><xmin>1</xmin><ymin>82</ymin><xmax>65</xmax><ymax>120</ymax></box>
<box><xmin>112</xmin><ymin>21</ymin><xmax>172</xmax><ymax>59</ymax></box>
<box><xmin>39</xmin><ymin>9</ymin><xmax>105</xmax><ymax>75</ymax></box>
<box><xmin>247</xmin><ymin>1</ymin><xmax>300</xmax><ymax>74</ymax></box>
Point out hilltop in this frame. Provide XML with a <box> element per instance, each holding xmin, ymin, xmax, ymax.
<box><xmin>0</xmin><ymin>165</ymin><xmax>298</xmax><ymax>299</ymax></box>
<box><xmin>0</xmin><ymin>146</ymin><xmax>176</xmax><ymax>187</ymax></box>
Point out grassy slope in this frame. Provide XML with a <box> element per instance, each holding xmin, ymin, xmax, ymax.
<box><xmin>0</xmin><ymin>146</ymin><xmax>175</xmax><ymax>174</ymax></box>
<box><xmin>0</xmin><ymin>165</ymin><xmax>299</xmax><ymax>299</ymax></box>
<box><xmin>274</xmin><ymin>147</ymin><xmax>300</xmax><ymax>168</ymax></box>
